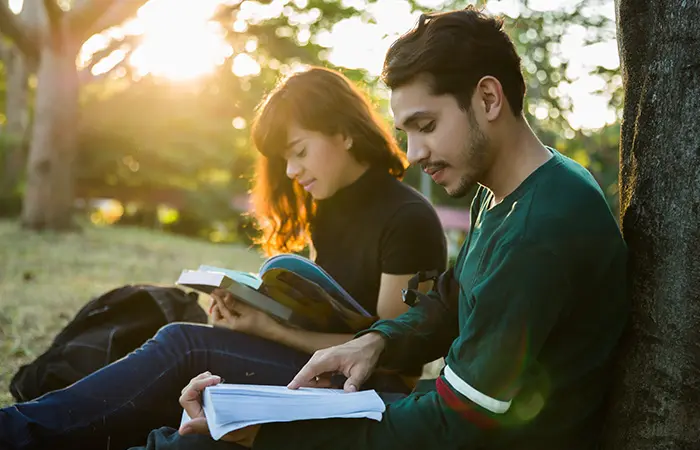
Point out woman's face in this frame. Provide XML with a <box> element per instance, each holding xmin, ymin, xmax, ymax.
<box><xmin>283</xmin><ymin>123</ymin><xmax>367</xmax><ymax>200</ymax></box>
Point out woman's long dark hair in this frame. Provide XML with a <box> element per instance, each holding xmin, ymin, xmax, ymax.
<box><xmin>251</xmin><ymin>67</ymin><xmax>407</xmax><ymax>256</ymax></box>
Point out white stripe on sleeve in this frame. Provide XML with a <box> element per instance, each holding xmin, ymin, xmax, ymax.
<box><xmin>444</xmin><ymin>365</ymin><xmax>513</xmax><ymax>414</ymax></box>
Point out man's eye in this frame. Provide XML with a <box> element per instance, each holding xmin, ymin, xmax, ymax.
<box><xmin>419</xmin><ymin>121</ymin><xmax>435</xmax><ymax>133</ymax></box>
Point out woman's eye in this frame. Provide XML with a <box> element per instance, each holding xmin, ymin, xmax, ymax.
<box><xmin>419</xmin><ymin>121</ymin><xmax>436</xmax><ymax>133</ymax></box>
<box><xmin>296</xmin><ymin>148</ymin><xmax>307</xmax><ymax>158</ymax></box>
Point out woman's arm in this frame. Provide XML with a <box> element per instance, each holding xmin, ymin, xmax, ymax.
<box><xmin>265</xmin><ymin>324</ymin><xmax>354</xmax><ymax>354</ymax></box>
<box><xmin>261</xmin><ymin>273</ymin><xmax>433</xmax><ymax>354</ymax></box>
<box><xmin>210</xmin><ymin>293</ymin><xmax>351</xmax><ymax>354</ymax></box>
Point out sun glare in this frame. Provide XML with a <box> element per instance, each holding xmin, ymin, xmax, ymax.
<box><xmin>129</xmin><ymin>0</ymin><xmax>231</xmax><ymax>81</ymax></box>
<box><xmin>80</xmin><ymin>0</ymin><xmax>233</xmax><ymax>82</ymax></box>
<box><xmin>75</xmin><ymin>0</ymin><xmax>620</xmax><ymax>129</ymax></box>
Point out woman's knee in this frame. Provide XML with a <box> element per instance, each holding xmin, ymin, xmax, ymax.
<box><xmin>153</xmin><ymin>322</ymin><xmax>208</xmax><ymax>348</ymax></box>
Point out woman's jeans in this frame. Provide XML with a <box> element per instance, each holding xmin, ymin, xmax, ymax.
<box><xmin>0</xmin><ymin>323</ymin><xmax>409</xmax><ymax>450</ymax></box>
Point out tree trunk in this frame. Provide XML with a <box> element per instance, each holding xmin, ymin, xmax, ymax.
<box><xmin>21</xmin><ymin>41</ymin><xmax>80</xmax><ymax>230</ymax></box>
<box><xmin>0</xmin><ymin>46</ymin><xmax>29</xmax><ymax>199</ymax></box>
<box><xmin>603</xmin><ymin>1</ymin><xmax>700</xmax><ymax>449</ymax></box>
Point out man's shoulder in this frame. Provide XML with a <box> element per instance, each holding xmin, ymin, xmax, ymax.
<box><xmin>518</xmin><ymin>154</ymin><xmax>622</xmax><ymax>252</ymax></box>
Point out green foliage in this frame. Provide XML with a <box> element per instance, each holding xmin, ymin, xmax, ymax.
<box><xmin>71</xmin><ymin>0</ymin><xmax>622</xmax><ymax>241</ymax></box>
<box><xmin>392</xmin><ymin>0</ymin><xmax>621</xmax><ymax>213</ymax></box>
<box><xmin>74</xmin><ymin>0</ymin><xmax>387</xmax><ymax>240</ymax></box>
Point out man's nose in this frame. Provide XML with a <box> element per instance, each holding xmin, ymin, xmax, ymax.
<box><xmin>406</xmin><ymin>136</ymin><xmax>429</xmax><ymax>166</ymax></box>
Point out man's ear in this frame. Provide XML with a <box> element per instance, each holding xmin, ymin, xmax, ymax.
<box><xmin>475</xmin><ymin>76</ymin><xmax>504</xmax><ymax>122</ymax></box>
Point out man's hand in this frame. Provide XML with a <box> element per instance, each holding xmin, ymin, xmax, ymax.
<box><xmin>288</xmin><ymin>332</ymin><xmax>387</xmax><ymax>392</ymax></box>
<box><xmin>178</xmin><ymin>371</ymin><xmax>260</xmax><ymax>448</ymax></box>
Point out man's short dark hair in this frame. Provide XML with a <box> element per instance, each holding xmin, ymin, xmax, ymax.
<box><xmin>382</xmin><ymin>7</ymin><xmax>526</xmax><ymax>116</ymax></box>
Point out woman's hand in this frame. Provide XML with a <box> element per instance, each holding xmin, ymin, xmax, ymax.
<box><xmin>210</xmin><ymin>289</ymin><xmax>281</xmax><ymax>338</ymax></box>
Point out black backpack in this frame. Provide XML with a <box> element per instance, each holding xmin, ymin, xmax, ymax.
<box><xmin>9</xmin><ymin>284</ymin><xmax>207</xmax><ymax>402</ymax></box>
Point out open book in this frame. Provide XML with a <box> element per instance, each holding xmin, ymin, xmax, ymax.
<box><xmin>176</xmin><ymin>253</ymin><xmax>375</xmax><ymax>333</ymax></box>
<box><xmin>180</xmin><ymin>384</ymin><xmax>386</xmax><ymax>440</ymax></box>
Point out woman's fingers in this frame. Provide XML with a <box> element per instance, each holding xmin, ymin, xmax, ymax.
<box><xmin>211</xmin><ymin>305</ymin><xmax>223</xmax><ymax>323</ymax></box>
<box><xmin>215</xmin><ymin>297</ymin><xmax>236</xmax><ymax>320</ymax></box>
<box><xmin>222</xmin><ymin>292</ymin><xmax>244</xmax><ymax>312</ymax></box>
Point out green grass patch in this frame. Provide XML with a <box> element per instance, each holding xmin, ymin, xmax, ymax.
<box><xmin>0</xmin><ymin>220</ymin><xmax>264</xmax><ymax>407</ymax></box>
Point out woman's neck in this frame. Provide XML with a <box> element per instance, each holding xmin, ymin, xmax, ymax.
<box><xmin>339</xmin><ymin>162</ymin><xmax>370</xmax><ymax>192</ymax></box>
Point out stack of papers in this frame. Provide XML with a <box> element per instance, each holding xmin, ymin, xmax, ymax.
<box><xmin>181</xmin><ymin>384</ymin><xmax>386</xmax><ymax>440</ymax></box>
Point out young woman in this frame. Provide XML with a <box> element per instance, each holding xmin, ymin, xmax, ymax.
<box><xmin>0</xmin><ymin>67</ymin><xmax>447</xmax><ymax>450</ymax></box>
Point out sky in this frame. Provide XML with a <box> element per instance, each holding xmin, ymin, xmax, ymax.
<box><xmin>11</xmin><ymin>0</ymin><xmax>621</xmax><ymax>130</ymax></box>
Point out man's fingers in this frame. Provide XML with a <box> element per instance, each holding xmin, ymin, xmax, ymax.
<box><xmin>179</xmin><ymin>417</ymin><xmax>210</xmax><ymax>436</ymax></box>
<box><xmin>288</xmin><ymin>354</ymin><xmax>339</xmax><ymax>389</ymax></box>
<box><xmin>180</xmin><ymin>372</ymin><xmax>214</xmax><ymax>395</ymax></box>
<box><xmin>182</xmin><ymin>374</ymin><xmax>221</xmax><ymax>398</ymax></box>
<box><xmin>179</xmin><ymin>374</ymin><xmax>221</xmax><ymax>419</ymax></box>
<box><xmin>344</xmin><ymin>363</ymin><xmax>371</xmax><ymax>392</ymax></box>
<box><xmin>343</xmin><ymin>377</ymin><xmax>359</xmax><ymax>392</ymax></box>
<box><xmin>312</xmin><ymin>376</ymin><xmax>334</xmax><ymax>389</ymax></box>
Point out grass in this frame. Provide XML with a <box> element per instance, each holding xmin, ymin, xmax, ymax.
<box><xmin>0</xmin><ymin>219</ymin><xmax>264</xmax><ymax>407</ymax></box>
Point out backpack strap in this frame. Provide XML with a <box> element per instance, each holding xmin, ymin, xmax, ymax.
<box><xmin>401</xmin><ymin>269</ymin><xmax>440</xmax><ymax>307</ymax></box>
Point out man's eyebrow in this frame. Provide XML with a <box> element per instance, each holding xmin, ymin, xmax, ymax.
<box><xmin>395</xmin><ymin>111</ymin><xmax>431</xmax><ymax>131</ymax></box>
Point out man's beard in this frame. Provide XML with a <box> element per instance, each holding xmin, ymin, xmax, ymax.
<box><xmin>447</xmin><ymin>112</ymin><xmax>490</xmax><ymax>198</ymax></box>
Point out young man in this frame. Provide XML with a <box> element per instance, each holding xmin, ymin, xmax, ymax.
<box><xmin>145</xmin><ymin>7</ymin><xmax>629</xmax><ymax>450</ymax></box>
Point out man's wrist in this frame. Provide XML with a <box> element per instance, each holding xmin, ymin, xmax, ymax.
<box><xmin>359</xmin><ymin>331</ymin><xmax>387</xmax><ymax>354</ymax></box>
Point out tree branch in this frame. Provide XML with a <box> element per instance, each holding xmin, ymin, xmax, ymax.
<box><xmin>80</xmin><ymin>33</ymin><xmax>139</xmax><ymax>77</ymax></box>
<box><xmin>0</xmin><ymin>2</ymin><xmax>39</xmax><ymax>60</ymax></box>
<box><xmin>79</xmin><ymin>56</ymin><xmax>130</xmax><ymax>84</ymax></box>
<box><xmin>68</xmin><ymin>0</ymin><xmax>151</xmax><ymax>42</ymax></box>
<box><xmin>42</xmin><ymin>0</ymin><xmax>63</xmax><ymax>27</ymax></box>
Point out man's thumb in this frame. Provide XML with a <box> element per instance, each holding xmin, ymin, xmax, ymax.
<box><xmin>179</xmin><ymin>417</ymin><xmax>210</xmax><ymax>436</ymax></box>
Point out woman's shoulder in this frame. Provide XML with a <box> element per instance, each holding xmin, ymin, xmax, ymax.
<box><xmin>379</xmin><ymin>177</ymin><xmax>442</xmax><ymax>220</ymax></box>
<box><xmin>375</xmin><ymin>179</ymin><xmax>448</xmax><ymax>272</ymax></box>
<box><xmin>368</xmin><ymin>177</ymin><xmax>445</xmax><ymax>242</ymax></box>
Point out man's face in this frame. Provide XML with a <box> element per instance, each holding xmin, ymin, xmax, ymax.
<box><xmin>391</xmin><ymin>77</ymin><xmax>492</xmax><ymax>197</ymax></box>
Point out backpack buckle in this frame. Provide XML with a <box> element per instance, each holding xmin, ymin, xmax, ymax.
<box><xmin>401</xmin><ymin>270</ymin><xmax>440</xmax><ymax>307</ymax></box>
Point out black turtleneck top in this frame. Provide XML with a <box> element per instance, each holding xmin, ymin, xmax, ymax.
<box><xmin>311</xmin><ymin>168</ymin><xmax>447</xmax><ymax>316</ymax></box>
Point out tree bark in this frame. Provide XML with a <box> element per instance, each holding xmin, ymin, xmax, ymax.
<box><xmin>14</xmin><ymin>0</ymin><xmax>149</xmax><ymax>229</ymax></box>
<box><xmin>603</xmin><ymin>1</ymin><xmax>700</xmax><ymax>449</ymax></box>
<box><xmin>0</xmin><ymin>0</ymin><xmax>43</xmax><ymax>201</ymax></box>
<box><xmin>21</xmin><ymin>41</ymin><xmax>80</xmax><ymax>230</ymax></box>
<box><xmin>0</xmin><ymin>45</ymin><xmax>29</xmax><ymax>199</ymax></box>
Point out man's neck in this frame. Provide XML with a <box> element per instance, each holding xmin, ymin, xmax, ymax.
<box><xmin>483</xmin><ymin>119</ymin><xmax>552</xmax><ymax>206</ymax></box>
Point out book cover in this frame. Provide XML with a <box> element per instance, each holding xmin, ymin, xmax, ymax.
<box><xmin>176</xmin><ymin>254</ymin><xmax>376</xmax><ymax>333</ymax></box>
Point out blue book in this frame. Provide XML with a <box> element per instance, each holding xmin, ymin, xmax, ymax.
<box><xmin>176</xmin><ymin>254</ymin><xmax>374</xmax><ymax>333</ymax></box>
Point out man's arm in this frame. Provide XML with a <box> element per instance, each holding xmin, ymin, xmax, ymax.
<box><xmin>254</xmin><ymin>241</ymin><xmax>574</xmax><ymax>450</ymax></box>
<box><xmin>361</xmin><ymin>188</ymin><xmax>486</xmax><ymax>371</ymax></box>
<box><xmin>359</xmin><ymin>265</ymin><xmax>460</xmax><ymax>371</ymax></box>
<box><xmin>254</xmin><ymin>390</ymin><xmax>475</xmax><ymax>450</ymax></box>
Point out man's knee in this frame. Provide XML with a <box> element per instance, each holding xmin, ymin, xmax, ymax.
<box><xmin>129</xmin><ymin>427</ymin><xmax>244</xmax><ymax>450</ymax></box>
